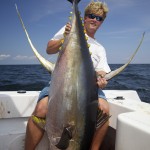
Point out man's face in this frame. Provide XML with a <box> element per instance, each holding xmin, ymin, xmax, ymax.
<box><xmin>84</xmin><ymin>13</ymin><xmax>104</xmax><ymax>35</ymax></box>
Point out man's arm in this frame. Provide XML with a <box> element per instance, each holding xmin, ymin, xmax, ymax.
<box><xmin>46</xmin><ymin>39</ymin><xmax>64</xmax><ymax>54</ymax></box>
<box><xmin>46</xmin><ymin>23</ymin><xmax>71</xmax><ymax>54</ymax></box>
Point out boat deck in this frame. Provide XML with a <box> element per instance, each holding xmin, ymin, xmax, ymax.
<box><xmin>0</xmin><ymin>90</ymin><xmax>150</xmax><ymax>150</ymax></box>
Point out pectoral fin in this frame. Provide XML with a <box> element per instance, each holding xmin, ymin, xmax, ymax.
<box><xmin>55</xmin><ymin>126</ymin><xmax>73</xmax><ymax>149</ymax></box>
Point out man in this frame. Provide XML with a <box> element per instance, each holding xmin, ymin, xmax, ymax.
<box><xmin>25</xmin><ymin>1</ymin><xmax>110</xmax><ymax>150</ymax></box>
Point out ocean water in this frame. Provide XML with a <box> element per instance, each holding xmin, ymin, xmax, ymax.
<box><xmin>0</xmin><ymin>64</ymin><xmax>149</xmax><ymax>103</ymax></box>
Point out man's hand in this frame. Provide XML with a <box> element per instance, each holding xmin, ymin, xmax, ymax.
<box><xmin>96</xmin><ymin>71</ymin><xmax>108</xmax><ymax>89</ymax></box>
<box><xmin>64</xmin><ymin>22</ymin><xmax>72</xmax><ymax>37</ymax></box>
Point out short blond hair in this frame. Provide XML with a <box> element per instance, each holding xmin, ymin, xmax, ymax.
<box><xmin>84</xmin><ymin>0</ymin><xmax>109</xmax><ymax>19</ymax></box>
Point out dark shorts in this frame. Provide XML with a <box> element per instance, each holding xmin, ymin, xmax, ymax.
<box><xmin>37</xmin><ymin>86</ymin><xmax>49</xmax><ymax>102</ymax></box>
<box><xmin>37</xmin><ymin>86</ymin><xmax>107</xmax><ymax>102</ymax></box>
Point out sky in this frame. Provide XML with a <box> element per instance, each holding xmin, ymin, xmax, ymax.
<box><xmin>0</xmin><ymin>0</ymin><xmax>150</xmax><ymax>65</ymax></box>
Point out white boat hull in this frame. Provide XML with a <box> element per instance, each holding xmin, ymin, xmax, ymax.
<box><xmin>0</xmin><ymin>90</ymin><xmax>150</xmax><ymax>150</ymax></box>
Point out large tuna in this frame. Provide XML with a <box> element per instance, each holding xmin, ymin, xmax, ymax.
<box><xmin>46</xmin><ymin>0</ymin><xmax>99</xmax><ymax>149</ymax></box>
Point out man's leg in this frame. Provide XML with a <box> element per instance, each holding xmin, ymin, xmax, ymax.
<box><xmin>90</xmin><ymin>98</ymin><xmax>110</xmax><ymax>150</ymax></box>
<box><xmin>25</xmin><ymin>96</ymin><xmax>48</xmax><ymax>150</ymax></box>
<box><xmin>90</xmin><ymin>120</ymin><xmax>109</xmax><ymax>150</ymax></box>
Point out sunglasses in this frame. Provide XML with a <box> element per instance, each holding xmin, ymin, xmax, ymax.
<box><xmin>86</xmin><ymin>14</ymin><xmax>104</xmax><ymax>22</ymax></box>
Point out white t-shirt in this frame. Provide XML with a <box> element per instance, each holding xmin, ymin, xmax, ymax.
<box><xmin>51</xmin><ymin>26</ymin><xmax>111</xmax><ymax>73</ymax></box>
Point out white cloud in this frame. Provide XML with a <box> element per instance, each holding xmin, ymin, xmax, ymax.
<box><xmin>13</xmin><ymin>55</ymin><xmax>36</xmax><ymax>60</ymax></box>
<box><xmin>0</xmin><ymin>54</ymin><xmax>11</xmax><ymax>60</ymax></box>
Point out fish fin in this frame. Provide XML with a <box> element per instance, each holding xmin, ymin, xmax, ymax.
<box><xmin>87</xmin><ymin>100</ymin><xmax>98</xmax><ymax>122</ymax></box>
<box><xmin>31</xmin><ymin>115</ymin><xmax>46</xmax><ymax>130</ymax></box>
<box><xmin>55</xmin><ymin>126</ymin><xmax>73</xmax><ymax>149</ymax></box>
<box><xmin>96</xmin><ymin>110</ymin><xmax>111</xmax><ymax>129</ymax></box>
<box><xmin>67</xmin><ymin>0</ymin><xmax>81</xmax><ymax>4</ymax></box>
<box><xmin>87</xmin><ymin>101</ymin><xmax>111</xmax><ymax>127</ymax></box>
<box><xmin>15</xmin><ymin>4</ymin><xmax>55</xmax><ymax>73</ymax></box>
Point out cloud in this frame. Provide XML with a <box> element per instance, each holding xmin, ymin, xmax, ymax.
<box><xmin>0</xmin><ymin>54</ymin><xmax>11</xmax><ymax>60</ymax></box>
<box><xmin>13</xmin><ymin>55</ymin><xmax>36</xmax><ymax>60</ymax></box>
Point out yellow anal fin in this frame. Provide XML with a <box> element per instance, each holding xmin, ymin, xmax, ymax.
<box><xmin>32</xmin><ymin>115</ymin><xmax>46</xmax><ymax>130</ymax></box>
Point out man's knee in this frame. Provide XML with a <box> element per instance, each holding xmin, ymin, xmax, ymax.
<box><xmin>33</xmin><ymin>97</ymin><xmax>48</xmax><ymax>118</ymax></box>
<box><xmin>102</xmin><ymin>102</ymin><xmax>109</xmax><ymax>115</ymax></box>
<box><xmin>98</xmin><ymin>98</ymin><xmax>109</xmax><ymax>115</ymax></box>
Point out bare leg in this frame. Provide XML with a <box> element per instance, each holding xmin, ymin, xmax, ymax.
<box><xmin>25</xmin><ymin>96</ymin><xmax>48</xmax><ymax>150</ymax></box>
<box><xmin>90</xmin><ymin>121</ymin><xmax>109</xmax><ymax>150</ymax></box>
<box><xmin>90</xmin><ymin>98</ymin><xmax>109</xmax><ymax>150</ymax></box>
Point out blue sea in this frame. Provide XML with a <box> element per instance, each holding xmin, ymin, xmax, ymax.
<box><xmin>0</xmin><ymin>64</ymin><xmax>150</xmax><ymax>103</ymax></box>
